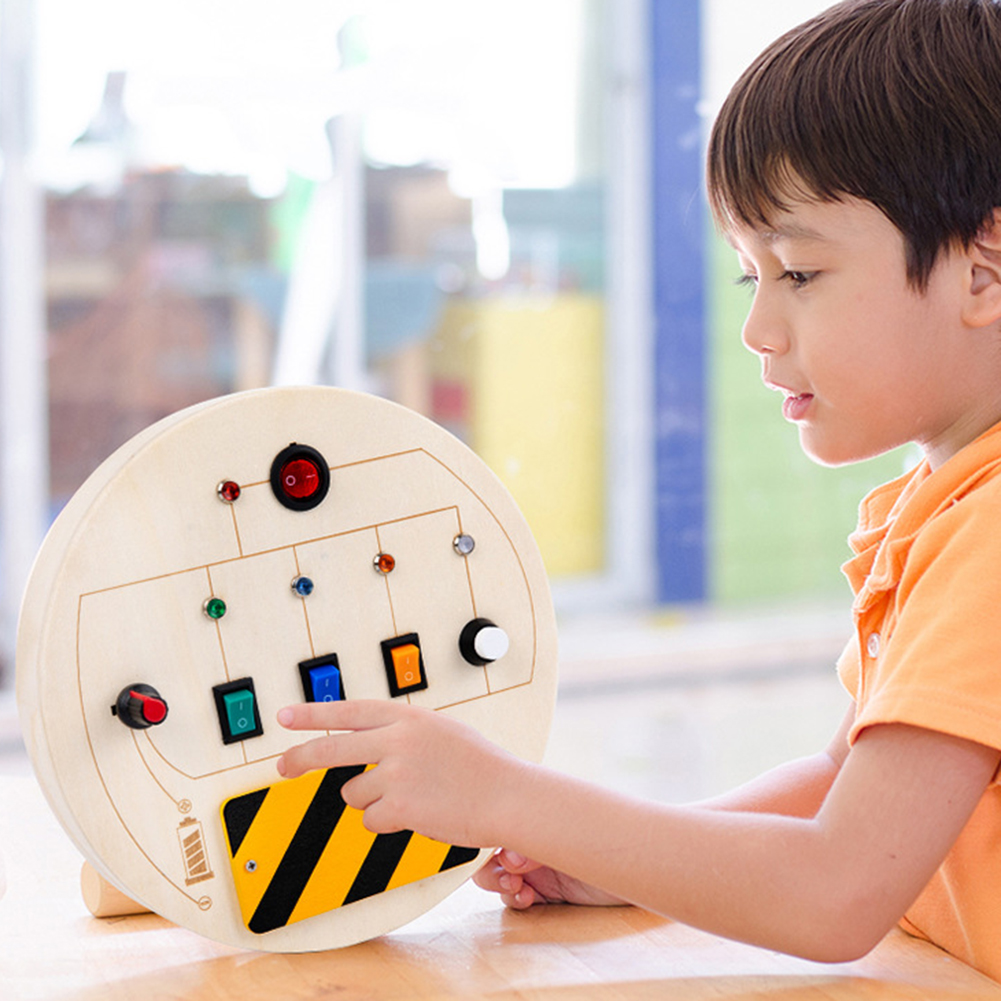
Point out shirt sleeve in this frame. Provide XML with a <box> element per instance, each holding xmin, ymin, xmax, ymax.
<box><xmin>849</xmin><ymin>479</ymin><xmax>1001</xmax><ymax>756</ymax></box>
<box><xmin>836</xmin><ymin>635</ymin><xmax>861</xmax><ymax>701</ymax></box>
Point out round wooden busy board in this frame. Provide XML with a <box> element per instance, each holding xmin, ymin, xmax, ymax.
<box><xmin>16</xmin><ymin>386</ymin><xmax>557</xmax><ymax>951</ymax></box>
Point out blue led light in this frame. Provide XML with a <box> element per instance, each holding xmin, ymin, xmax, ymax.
<box><xmin>292</xmin><ymin>576</ymin><xmax>314</xmax><ymax>597</ymax></box>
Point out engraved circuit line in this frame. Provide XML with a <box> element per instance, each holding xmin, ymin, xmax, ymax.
<box><xmin>79</xmin><ymin>505</ymin><xmax>465</xmax><ymax>596</ymax></box>
<box><xmin>75</xmin><ymin>597</ymin><xmax>205</xmax><ymax>908</ymax></box>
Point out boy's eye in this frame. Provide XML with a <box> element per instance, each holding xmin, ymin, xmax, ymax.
<box><xmin>780</xmin><ymin>270</ymin><xmax>815</xmax><ymax>289</ymax></box>
<box><xmin>734</xmin><ymin>270</ymin><xmax>816</xmax><ymax>292</ymax></box>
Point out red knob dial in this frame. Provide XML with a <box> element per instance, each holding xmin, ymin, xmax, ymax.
<box><xmin>114</xmin><ymin>684</ymin><xmax>169</xmax><ymax>729</ymax></box>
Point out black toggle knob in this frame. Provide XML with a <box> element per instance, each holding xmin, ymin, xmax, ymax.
<box><xmin>113</xmin><ymin>684</ymin><xmax>169</xmax><ymax>729</ymax></box>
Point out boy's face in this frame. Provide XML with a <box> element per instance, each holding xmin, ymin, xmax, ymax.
<box><xmin>730</xmin><ymin>196</ymin><xmax>988</xmax><ymax>468</ymax></box>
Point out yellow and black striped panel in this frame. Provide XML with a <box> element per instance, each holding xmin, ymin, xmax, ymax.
<box><xmin>220</xmin><ymin>767</ymin><xmax>480</xmax><ymax>935</ymax></box>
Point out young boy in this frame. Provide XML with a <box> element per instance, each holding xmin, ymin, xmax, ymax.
<box><xmin>277</xmin><ymin>0</ymin><xmax>1001</xmax><ymax>979</ymax></box>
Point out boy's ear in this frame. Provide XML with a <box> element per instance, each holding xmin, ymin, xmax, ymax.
<box><xmin>964</xmin><ymin>207</ymin><xmax>1001</xmax><ymax>328</ymax></box>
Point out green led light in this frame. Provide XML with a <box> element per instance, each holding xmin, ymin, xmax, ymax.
<box><xmin>203</xmin><ymin>597</ymin><xmax>227</xmax><ymax>620</ymax></box>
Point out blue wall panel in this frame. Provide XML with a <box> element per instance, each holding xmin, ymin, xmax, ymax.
<box><xmin>650</xmin><ymin>0</ymin><xmax>706</xmax><ymax>602</ymax></box>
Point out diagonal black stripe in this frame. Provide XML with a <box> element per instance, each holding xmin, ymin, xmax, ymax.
<box><xmin>222</xmin><ymin>788</ymin><xmax>269</xmax><ymax>857</ymax></box>
<box><xmin>248</xmin><ymin>765</ymin><xmax>365</xmax><ymax>934</ymax></box>
<box><xmin>441</xmin><ymin>844</ymin><xmax>480</xmax><ymax>870</ymax></box>
<box><xmin>341</xmin><ymin>829</ymin><xmax>414</xmax><ymax>906</ymax></box>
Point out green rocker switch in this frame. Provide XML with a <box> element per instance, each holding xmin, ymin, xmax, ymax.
<box><xmin>212</xmin><ymin>678</ymin><xmax>264</xmax><ymax>744</ymax></box>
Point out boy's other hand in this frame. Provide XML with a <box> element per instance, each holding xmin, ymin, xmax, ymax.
<box><xmin>474</xmin><ymin>849</ymin><xmax>626</xmax><ymax>909</ymax></box>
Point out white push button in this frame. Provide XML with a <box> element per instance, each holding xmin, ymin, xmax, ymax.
<box><xmin>459</xmin><ymin>618</ymin><xmax>509</xmax><ymax>666</ymax></box>
<box><xmin>474</xmin><ymin>626</ymin><xmax>509</xmax><ymax>663</ymax></box>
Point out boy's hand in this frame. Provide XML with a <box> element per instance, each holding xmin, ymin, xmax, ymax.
<box><xmin>276</xmin><ymin>700</ymin><xmax>523</xmax><ymax>849</ymax></box>
<box><xmin>474</xmin><ymin>848</ymin><xmax>626</xmax><ymax>909</ymax></box>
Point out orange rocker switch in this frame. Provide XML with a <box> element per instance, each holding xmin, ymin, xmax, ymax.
<box><xmin>380</xmin><ymin>634</ymin><xmax>428</xmax><ymax>697</ymax></box>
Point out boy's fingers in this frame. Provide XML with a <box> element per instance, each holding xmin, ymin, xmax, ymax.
<box><xmin>509</xmin><ymin>886</ymin><xmax>539</xmax><ymax>909</ymax></box>
<box><xmin>338</xmin><ymin>767</ymin><xmax>381</xmax><ymax>812</ymax></box>
<box><xmin>473</xmin><ymin>860</ymin><xmax>538</xmax><ymax>909</ymax></box>
<box><xmin>496</xmin><ymin>849</ymin><xmax>541</xmax><ymax>874</ymax></box>
<box><xmin>277</xmin><ymin>731</ymin><xmax>380</xmax><ymax>778</ymax></box>
<box><xmin>277</xmin><ymin>699</ymin><xmax>402</xmax><ymax>732</ymax></box>
<box><xmin>473</xmin><ymin>857</ymin><xmax>512</xmax><ymax>893</ymax></box>
<box><xmin>276</xmin><ymin>738</ymin><xmax>330</xmax><ymax>778</ymax></box>
<box><xmin>475</xmin><ymin>853</ymin><xmax>546</xmax><ymax>905</ymax></box>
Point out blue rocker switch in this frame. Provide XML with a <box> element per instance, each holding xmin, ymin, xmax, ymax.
<box><xmin>298</xmin><ymin>654</ymin><xmax>345</xmax><ymax>703</ymax></box>
<box><xmin>310</xmin><ymin>664</ymin><xmax>342</xmax><ymax>702</ymax></box>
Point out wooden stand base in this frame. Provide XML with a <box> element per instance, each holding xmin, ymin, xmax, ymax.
<box><xmin>80</xmin><ymin>861</ymin><xmax>150</xmax><ymax>918</ymax></box>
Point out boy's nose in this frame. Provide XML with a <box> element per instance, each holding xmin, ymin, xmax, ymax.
<box><xmin>740</xmin><ymin>296</ymin><xmax>788</xmax><ymax>356</ymax></box>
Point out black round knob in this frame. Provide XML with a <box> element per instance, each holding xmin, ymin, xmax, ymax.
<box><xmin>114</xmin><ymin>684</ymin><xmax>169</xmax><ymax>729</ymax></box>
<box><xmin>459</xmin><ymin>618</ymin><xmax>510</xmax><ymax>666</ymax></box>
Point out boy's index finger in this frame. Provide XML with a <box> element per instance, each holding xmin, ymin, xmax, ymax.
<box><xmin>276</xmin><ymin>699</ymin><xmax>402</xmax><ymax>732</ymax></box>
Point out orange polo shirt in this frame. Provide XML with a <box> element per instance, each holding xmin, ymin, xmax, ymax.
<box><xmin>837</xmin><ymin>420</ymin><xmax>1001</xmax><ymax>981</ymax></box>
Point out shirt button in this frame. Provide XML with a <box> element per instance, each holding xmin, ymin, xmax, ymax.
<box><xmin>866</xmin><ymin>633</ymin><xmax>881</xmax><ymax>658</ymax></box>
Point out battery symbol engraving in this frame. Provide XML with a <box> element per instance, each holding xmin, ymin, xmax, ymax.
<box><xmin>178</xmin><ymin>817</ymin><xmax>214</xmax><ymax>886</ymax></box>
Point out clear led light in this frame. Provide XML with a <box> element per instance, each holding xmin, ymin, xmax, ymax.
<box><xmin>453</xmin><ymin>534</ymin><xmax>475</xmax><ymax>556</ymax></box>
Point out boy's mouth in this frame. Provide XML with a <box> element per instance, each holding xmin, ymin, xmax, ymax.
<box><xmin>764</xmin><ymin>379</ymin><xmax>814</xmax><ymax>422</ymax></box>
<box><xmin>781</xmin><ymin>393</ymin><xmax>814</xmax><ymax>422</ymax></box>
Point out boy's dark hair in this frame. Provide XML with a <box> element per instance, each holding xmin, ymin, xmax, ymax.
<box><xmin>707</xmin><ymin>0</ymin><xmax>1001</xmax><ymax>288</ymax></box>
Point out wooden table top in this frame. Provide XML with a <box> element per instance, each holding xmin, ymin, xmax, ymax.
<box><xmin>2</xmin><ymin>774</ymin><xmax>1000</xmax><ymax>1001</ymax></box>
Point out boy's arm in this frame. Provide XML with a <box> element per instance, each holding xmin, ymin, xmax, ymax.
<box><xmin>496</xmin><ymin>721</ymin><xmax>997</xmax><ymax>961</ymax></box>
<box><xmin>478</xmin><ymin>703</ymin><xmax>856</xmax><ymax>909</ymax></box>
<box><xmin>693</xmin><ymin>701</ymin><xmax>854</xmax><ymax>817</ymax></box>
<box><xmin>277</xmin><ymin>701</ymin><xmax>998</xmax><ymax>963</ymax></box>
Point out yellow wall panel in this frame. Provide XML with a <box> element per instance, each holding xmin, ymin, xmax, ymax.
<box><xmin>434</xmin><ymin>296</ymin><xmax>604</xmax><ymax>578</ymax></box>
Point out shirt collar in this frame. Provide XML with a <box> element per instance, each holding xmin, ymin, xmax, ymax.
<box><xmin>842</xmin><ymin>420</ymin><xmax>1001</xmax><ymax>602</ymax></box>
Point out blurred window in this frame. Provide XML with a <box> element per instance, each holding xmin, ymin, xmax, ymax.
<box><xmin>34</xmin><ymin>0</ymin><xmax>620</xmax><ymax>597</ymax></box>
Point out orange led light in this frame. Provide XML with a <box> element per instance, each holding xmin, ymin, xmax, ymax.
<box><xmin>374</xmin><ymin>553</ymin><xmax>396</xmax><ymax>574</ymax></box>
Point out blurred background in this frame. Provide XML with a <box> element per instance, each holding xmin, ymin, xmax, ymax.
<box><xmin>0</xmin><ymin>0</ymin><xmax>910</xmax><ymax>793</ymax></box>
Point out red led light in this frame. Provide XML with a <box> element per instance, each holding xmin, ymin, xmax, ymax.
<box><xmin>217</xmin><ymin>480</ymin><xmax>241</xmax><ymax>503</ymax></box>
<box><xmin>280</xmin><ymin>458</ymin><xmax>321</xmax><ymax>500</ymax></box>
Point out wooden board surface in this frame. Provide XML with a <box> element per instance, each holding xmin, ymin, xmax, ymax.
<box><xmin>15</xmin><ymin>387</ymin><xmax>558</xmax><ymax>951</ymax></box>
<box><xmin>2</xmin><ymin>775</ymin><xmax>1000</xmax><ymax>1001</ymax></box>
